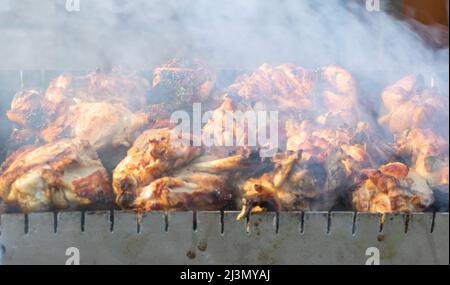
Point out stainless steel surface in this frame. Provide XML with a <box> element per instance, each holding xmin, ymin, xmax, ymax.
<box><xmin>0</xmin><ymin>211</ymin><xmax>448</xmax><ymax>265</ymax></box>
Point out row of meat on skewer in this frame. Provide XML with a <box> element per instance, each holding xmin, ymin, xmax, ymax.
<box><xmin>0</xmin><ymin>59</ymin><xmax>448</xmax><ymax>218</ymax></box>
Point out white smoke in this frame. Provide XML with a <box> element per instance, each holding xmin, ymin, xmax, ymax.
<box><xmin>0</xmin><ymin>0</ymin><xmax>448</xmax><ymax>76</ymax></box>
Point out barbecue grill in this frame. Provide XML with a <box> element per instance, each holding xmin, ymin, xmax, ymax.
<box><xmin>0</xmin><ymin>0</ymin><xmax>449</xmax><ymax>265</ymax></box>
<box><xmin>0</xmin><ymin>69</ymin><xmax>448</xmax><ymax>265</ymax></box>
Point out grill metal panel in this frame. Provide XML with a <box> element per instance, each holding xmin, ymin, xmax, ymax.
<box><xmin>0</xmin><ymin>211</ymin><xmax>448</xmax><ymax>265</ymax></box>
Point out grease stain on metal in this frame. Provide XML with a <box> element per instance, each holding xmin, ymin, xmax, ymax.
<box><xmin>197</xmin><ymin>241</ymin><xmax>208</xmax><ymax>252</ymax></box>
<box><xmin>186</xmin><ymin>250</ymin><xmax>196</xmax><ymax>259</ymax></box>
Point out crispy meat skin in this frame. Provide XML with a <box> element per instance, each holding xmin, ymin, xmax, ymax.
<box><xmin>0</xmin><ymin>139</ymin><xmax>112</xmax><ymax>212</ymax></box>
<box><xmin>134</xmin><ymin>151</ymin><xmax>262</xmax><ymax>212</ymax></box>
<box><xmin>44</xmin><ymin>67</ymin><xmax>149</xmax><ymax>111</ymax></box>
<box><xmin>112</xmin><ymin>128</ymin><xmax>201</xmax><ymax>208</ymax></box>
<box><xmin>236</xmin><ymin>132</ymin><xmax>361</xmax><ymax>220</ymax></box>
<box><xmin>8</xmin><ymin>68</ymin><xmax>149</xmax><ymax>129</ymax></box>
<box><xmin>396</xmin><ymin>128</ymin><xmax>449</xmax><ymax>188</ymax></box>
<box><xmin>236</xmin><ymin>114</ymin><xmax>402</xmax><ymax>218</ymax></box>
<box><xmin>151</xmin><ymin>58</ymin><xmax>217</xmax><ymax>108</ymax></box>
<box><xmin>379</xmin><ymin>75</ymin><xmax>449</xmax><ymax>137</ymax></box>
<box><xmin>6</xmin><ymin>68</ymin><xmax>151</xmax><ymax>153</ymax></box>
<box><xmin>285</xmin><ymin>119</ymin><xmax>381</xmax><ymax>177</ymax></box>
<box><xmin>237</xmin><ymin>152</ymin><xmax>303</xmax><ymax>219</ymax></box>
<box><xmin>227</xmin><ymin>64</ymin><xmax>316</xmax><ymax>111</ymax></box>
<box><xmin>201</xmin><ymin>94</ymin><xmax>274</xmax><ymax>157</ymax></box>
<box><xmin>7</xmin><ymin>90</ymin><xmax>49</xmax><ymax>130</ymax></box>
<box><xmin>40</xmin><ymin>102</ymin><xmax>149</xmax><ymax>151</ymax></box>
<box><xmin>352</xmin><ymin>162</ymin><xmax>434</xmax><ymax>213</ymax></box>
<box><xmin>226</xmin><ymin>64</ymin><xmax>357</xmax><ymax>125</ymax></box>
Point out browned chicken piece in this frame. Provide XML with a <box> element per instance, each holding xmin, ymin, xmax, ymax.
<box><xmin>352</xmin><ymin>162</ymin><xmax>434</xmax><ymax>213</ymax></box>
<box><xmin>226</xmin><ymin>64</ymin><xmax>358</xmax><ymax>124</ymax></box>
<box><xmin>150</xmin><ymin>58</ymin><xmax>217</xmax><ymax>109</ymax></box>
<box><xmin>7</xmin><ymin>68</ymin><xmax>147</xmax><ymax>129</ymax></box>
<box><xmin>237</xmin><ymin>151</ymin><xmax>313</xmax><ymax>220</ymax></box>
<box><xmin>396</xmin><ymin>128</ymin><xmax>449</xmax><ymax>188</ymax></box>
<box><xmin>6</xmin><ymin>68</ymin><xmax>152</xmax><ymax>152</ymax></box>
<box><xmin>6</xmin><ymin>89</ymin><xmax>51</xmax><ymax>130</ymax></box>
<box><xmin>7</xmin><ymin>93</ymin><xmax>151</xmax><ymax>153</ymax></box>
<box><xmin>39</xmin><ymin>102</ymin><xmax>150</xmax><ymax>151</ymax></box>
<box><xmin>227</xmin><ymin>64</ymin><xmax>316</xmax><ymax>112</ymax></box>
<box><xmin>286</xmin><ymin>119</ymin><xmax>372</xmax><ymax>170</ymax></box>
<box><xmin>134</xmin><ymin>154</ymin><xmax>260</xmax><ymax>212</ymax></box>
<box><xmin>286</xmin><ymin>118</ymin><xmax>399</xmax><ymax>169</ymax></box>
<box><xmin>201</xmin><ymin>95</ymin><xmax>258</xmax><ymax>157</ymax></box>
<box><xmin>282</xmin><ymin>118</ymin><xmax>403</xmax><ymax>213</ymax></box>
<box><xmin>134</xmin><ymin>174</ymin><xmax>232</xmax><ymax>212</ymax></box>
<box><xmin>112</xmin><ymin>128</ymin><xmax>202</xmax><ymax>208</ymax></box>
<box><xmin>287</xmin><ymin>136</ymin><xmax>351</xmax><ymax>211</ymax></box>
<box><xmin>379</xmin><ymin>75</ymin><xmax>449</xmax><ymax>136</ymax></box>
<box><xmin>45</xmin><ymin>67</ymin><xmax>149</xmax><ymax>111</ymax></box>
<box><xmin>201</xmin><ymin>93</ymin><xmax>283</xmax><ymax>159</ymax></box>
<box><xmin>201</xmin><ymin>95</ymin><xmax>245</xmax><ymax>153</ymax></box>
<box><xmin>0</xmin><ymin>139</ymin><xmax>112</xmax><ymax>212</ymax></box>
<box><xmin>315</xmin><ymin>65</ymin><xmax>358</xmax><ymax>127</ymax></box>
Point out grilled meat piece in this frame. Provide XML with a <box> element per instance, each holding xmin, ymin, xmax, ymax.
<box><xmin>285</xmin><ymin>120</ymin><xmax>373</xmax><ymax>170</ymax></box>
<box><xmin>283</xmin><ymin>119</ymin><xmax>399</xmax><ymax>212</ymax></box>
<box><xmin>134</xmin><ymin>174</ymin><xmax>232</xmax><ymax>212</ymax></box>
<box><xmin>352</xmin><ymin>162</ymin><xmax>434</xmax><ymax>213</ymax></box>
<box><xmin>112</xmin><ymin>128</ymin><xmax>201</xmax><ymax>208</ymax></box>
<box><xmin>315</xmin><ymin>65</ymin><xmax>358</xmax><ymax>127</ymax></box>
<box><xmin>379</xmin><ymin>75</ymin><xmax>449</xmax><ymax>137</ymax></box>
<box><xmin>6</xmin><ymin>90</ymin><xmax>50</xmax><ymax>130</ymax></box>
<box><xmin>7</xmin><ymin>94</ymin><xmax>150</xmax><ymax>152</ymax></box>
<box><xmin>0</xmin><ymin>139</ymin><xmax>112</xmax><ymax>212</ymax></box>
<box><xmin>226</xmin><ymin>64</ymin><xmax>357</xmax><ymax>125</ymax></box>
<box><xmin>227</xmin><ymin>64</ymin><xmax>316</xmax><ymax>112</ymax></box>
<box><xmin>8</xmin><ymin>68</ymin><xmax>148</xmax><ymax>129</ymax></box>
<box><xmin>201</xmin><ymin>94</ymin><xmax>279</xmax><ymax>158</ymax></box>
<box><xmin>396</xmin><ymin>128</ymin><xmax>449</xmax><ymax>188</ymax></box>
<box><xmin>237</xmin><ymin>151</ymin><xmax>312</xmax><ymax>220</ymax></box>
<box><xmin>6</xmin><ymin>68</ymin><xmax>151</xmax><ymax>153</ymax></box>
<box><xmin>134</xmin><ymin>154</ymin><xmax>259</xmax><ymax>212</ymax></box>
<box><xmin>150</xmin><ymin>58</ymin><xmax>217</xmax><ymax>109</ymax></box>
<box><xmin>39</xmin><ymin>102</ymin><xmax>149</xmax><ymax>151</ymax></box>
<box><xmin>45</xmin><ymin>67</ymin><xmax>149</xmax><ymax>111</ymax></box>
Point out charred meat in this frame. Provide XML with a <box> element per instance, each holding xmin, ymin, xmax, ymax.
<box><xmin>150</xmin><ymin>58</ymin><xmax>217</xmax><ymax>109</ymax></box>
